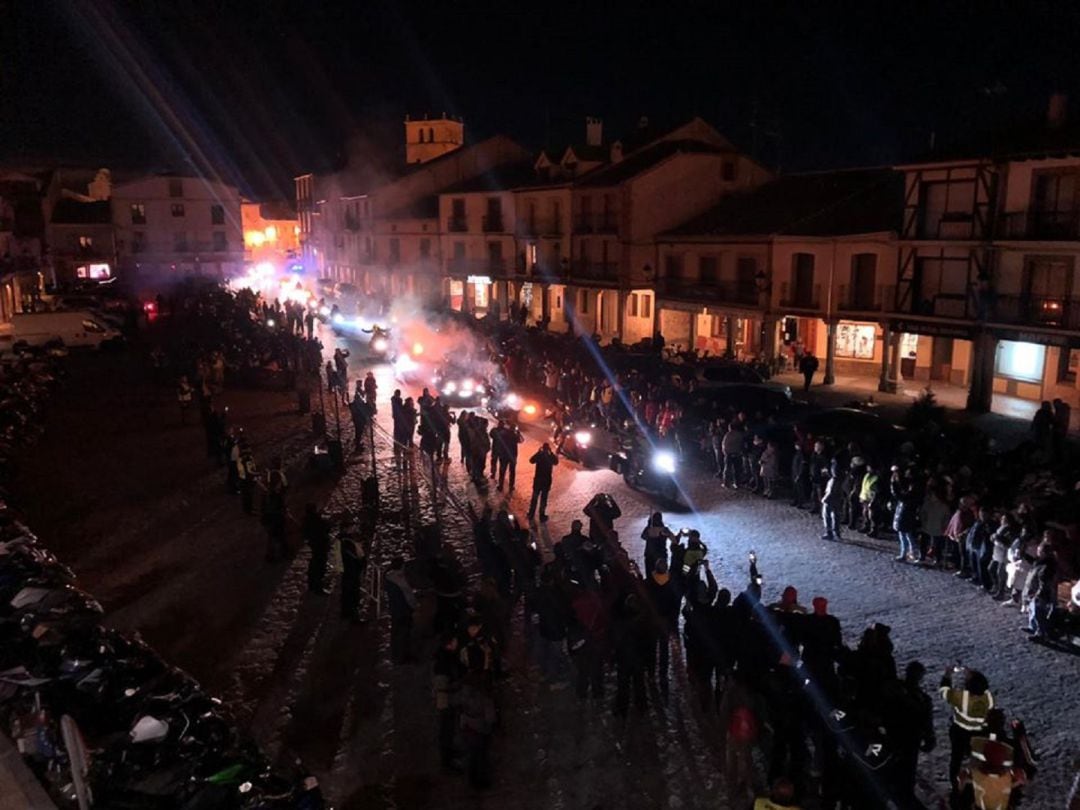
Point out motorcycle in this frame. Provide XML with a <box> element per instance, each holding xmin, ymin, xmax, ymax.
<box><xmin>614</xmin><ymin>437</ymin><xmax>680</xmax><ymax>502</ymax></box>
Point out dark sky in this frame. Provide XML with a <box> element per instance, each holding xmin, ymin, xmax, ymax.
<box><xmin>3</xmin><ymin>0</ymin><xmax>1079</xmax><ymax>200</ymax></box>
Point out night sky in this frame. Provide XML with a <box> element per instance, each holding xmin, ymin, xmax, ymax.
<box><xmin>2</xmin><ymin>1</ymin><xmax>1079</xmax><ymax>200</ymax></box>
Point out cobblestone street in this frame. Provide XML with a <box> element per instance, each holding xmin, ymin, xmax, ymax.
<box><xmin>11</xmin><ymin>331</ymin><xmax>1080</xmax><ymax>809</ymax></box>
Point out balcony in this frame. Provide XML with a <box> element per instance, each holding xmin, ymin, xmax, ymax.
<box><xmin>779</xmin><ymin>282</ymin><xmax>822</xmax><ymax>310</ymax></box>
<box><xmin>573</xmin><ymin>215</ymin><xmax>595</xmax><ymax>234</ymax></box>
<box><xmin>659</xmin><ymin>278</ymin><xmax>760</xmax><ymax>306</ymax></box>
<box><xmin>447</xmin><ymin>216</ymin><xmax>467</xmax><ymax>233</ymax></box>
<box><xmin>447</xmin><ymin>257</ymin><xmax>509</xmax><ymax>278</ymax></box>
<box><xmin>595</xmin><ymin>213</ymin><xmax>618</xmax><ymax>234</ymax></box>
<box><xmin>892</xmin><ymin>292</ymin><xmax>970</xmax><ymax>319</ymax></box>
<box><xmin>482</xmin><ymin>214</ymin><xmax>504</xmax><ymax>233</ymax></box>
<box><xmin>999</xmin><ymin>210</ymin><xmax>1080</xmax><ymax>240</ymax></box>
<box><xmin>571</xmin><ymin>260</ymin><xmax>618</xmax><ymax>283</ymax></box>
<box><xmin>992</xmin><ymin>294</ymin><xmax>1080</xmax><ymax>329</ymax></box>
<box><xmin>837</xmin><ymin>283</ymin><xmax>884</xmax><ymax>312</ymax></box>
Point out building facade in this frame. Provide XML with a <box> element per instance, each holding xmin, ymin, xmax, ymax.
<box><xmin>112</xmin><ymin>174</ymin><xmax>244</xmax><ymax>282</ymax></box>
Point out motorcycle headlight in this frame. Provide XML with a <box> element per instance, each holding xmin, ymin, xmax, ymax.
<box><xmin>443</xmin><ymin>381</ymin><xmax>457</xmax><ymax>394</ymax></box>
<box><xmin>505</xmin><ymin>392</ymin><xmax>522</xmax><ymax>410</ymax></box>
<box><xmin>373</xmin><ymin>337</ymin><xmax>388</xmax><ymax>352</ymax></box>
<box><xmin>523</xmin><ymin>403</ymin><xmax>538</xmax><ymax>416</ymax></box>
<box><xmin>319</xmin><ymin>306</ymin><xmax>330</xmax><ymax>316</ymax></box>
<box><xmin>652</xmin><ymin>450</ymin><xmax>677</xmax><ymax>474</ymax></box>
<box><xmin>574</xmin><ymin>430</ymin><xmax>593</xmax><ymax>446</ymax></box>
<box><xmin>476</xmin><ymin>384</ymin><xmax>485</xmax><ymax>394</ymax></box>
<box><xmin>331</xmin><ymin>314</ymin><xmax>343</xmax><ymax>325</ymax></box>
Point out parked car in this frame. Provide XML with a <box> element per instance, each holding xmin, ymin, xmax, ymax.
<box><xmin>795</xmin><ymin>407</ymin><xmax>909</xmax><ymax>456</ymax></box>
<box><xmin>683</xmin><ymin>360</ymin><xmax>793</xmax><ymax>399</ymax></box>
<box><xmin>4</xmin><ymin>311</ymin><xmax>123</xmax><ymax>350</ymax></box>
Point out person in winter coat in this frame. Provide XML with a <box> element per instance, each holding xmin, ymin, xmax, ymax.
<box><xmin>641</xmin><ymin>511</ymin><xmax>676</xmax><ymax>575</ymax></box>
<box><xmin>432</xmin><ymin>635</ymin><xmax>464</xmax><ymax>770</ymax></box>
<box><xmin>720</xmin><ymin>423</ymin><xmax>746</xmax><ymax>488</ymax></box>
<box><xmin>988</xmin><ymin>512</ymin><xmax>1019</xmax><ymax>599</ymax></box>
<box><xmin>821</xmin><ymin>462</ymin><xmax>847</xmax><ymax>541</ymax></box>
<box><xmin>919</xmin><ymin>483</ymin><xmax>953</xmax><ymax>567</ymax></box>
<box><xmin>844</xmin><ymin>455</ymin><xmax>867</xmax><ymax>529</ymax></box>
<box><xmin>385</xmin><ymin>556</ymin><xmax>418</xmax><ymax>663</ymax></box>
<box><xmin>1027</xmin><ymin>539</ymin><xmax>1058</xmax><ymax>639</ymax></box>
<box><xmin>527</xmin><ymin>443</ymin><xmax>559</xmax><ymax>522</ymax></box>
<box><xmin>569</xmin><ymin>584</ymin><xmax>608</xmax><ymax>700</ymax></box>
<box><xmin>302</xmin><ymin>503</ymin><xmax>332</xmax><ymax>594</ymax></box>
<box><xmin>892</xmin><ymin>470</ymin><xmax>921</xmax><ymax>562</ymax></box>
<box><xmin>644</xmin><ymin>558</ymin><xmax>680</xmax><ymax>695</ymax></box>
<box><xmin>966</xmin><ymin>506</ymin><xmax>995</xmax><ymax>589</ymax></box>
<box><xmin>759</xmin><ymin>439</ymin><xmax>780</xmax><ymax>498</ymax></box>
<box><xmin>790</xmin><ymin>441</ymin><xmax>810</xmax><ymax>508</ymax></box>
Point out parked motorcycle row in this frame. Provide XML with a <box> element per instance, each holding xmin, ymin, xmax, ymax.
<box><xmin>0</xmin><ymin>343</ymin><xmax>68</xmax><ymax>496</ymax></box>
<box><xmin>0</xmin><ymin>349</ymin><xmax>326</xmax><ymax>808</ymax></box>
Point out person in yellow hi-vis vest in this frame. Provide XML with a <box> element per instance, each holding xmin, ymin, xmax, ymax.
<box><xmin>753</xmin><ymin>778</ymin><xmax>801</xmax><ymax>810</ymax></box>
<box><xmin>940</xmin><ymin>665</ymin><xmax>994</xmax><ymax>792</ymax></box>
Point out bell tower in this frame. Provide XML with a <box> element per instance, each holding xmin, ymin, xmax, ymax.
<box><xmin>404</xmin><ymin>113</ymin><xmax>464</xmax><ymax>165</ymax></box>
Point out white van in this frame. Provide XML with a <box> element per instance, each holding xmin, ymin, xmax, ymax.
<box><xmin>6</xmin><ymin>311</ymin><xmax>123</xmax><ymax>349</ymax></box>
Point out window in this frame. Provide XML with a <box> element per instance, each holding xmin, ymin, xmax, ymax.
<box><xmin>168</xmin><ymin>178</ymin><xmax>183</xmax><ymax>198</ymax></box>
<box><xmin>851</xmin><ymin>253</ymin><xmax>878</xmax><ymax>308</ymax></box>
<box><xmin>171</xmin><ymin>203</ymin><xmax>185</xmax><ymax>218</ymax></box>
<box><xmin>130</xmin><ymin>203</ymin><xmax>146</xmax><ymax>225</ymax></box>
<box><xmin>428</xmin><ymin>127</ymin><xmax>434</xmax><ymax>142</ymax></box>
<box><xmin>665</xmin><ymin>253</ymin><xmax>684</xmax><ymax>278</ymax></box>
<box><xmin>699</xmin><ymin>256</ymin><xmax>719</xmax><ymax>285</ymax></box>
<box><xmin>629</xmin><ymin>293</ymin><xmax>639</xmax><ymax>317</ymax></box>
<box><xmin>212</xmin><ymin>231</ymin><xmax>227</xmax><ymax>252</ymax></box>
<box><xmin>452</xmin><ymin>198</ymin><xmax>465</xmax><ymax>217</ymax></box>
<box><xmin>995</xmin><ymin>340</ymin><xmax>1045</xmax><ymax>383</ymax></box>
<box><xmin>722</xmin><ymin>160</ymin><xmax>737</xmax><ymax>182</ymax></box>
<box><xmin>641</xmin><ymin>295</ymin><xmax>651</xmax><ymax>319</ymax></box>
<box><xmin>210</xmin><ymin>204</ymin><xmax>225</xmax><ymax>225</ymax></box>
<box><xmin>525</xmin><ymin>242</ymin><xmax>537</xmax><ymax>266</ymax></box>
<box><xmin>918</xmin><ymin>180</ymin><xmax>975</xmax><ymax>238</ymax></box>
<box><xmin>1032</xmin><ymin>170</ymin><xmax>1080</xmax><ymax>237</ymax></box>
<box><xmin>78</xmin><ymin>235</ymin><xmax>93</xmax><ymax>249</ymax></box>
<box><xmin>174</xmin><ymin>232</ymin><xmax>188</xmax><ymax>252</ymax></box>
<box><xmin>791</xmin><ymin>253</ymin><xmax>816</xmax><ymax>305</ymax></box>
<box><xmin>132</xmin><ymin>232</ymin><xmax>146</xmax><ymax>253</ymax></box>
<box><xmin>1058</xmin><ymin>348</ymin><xmax>1080</xmax><ymax>383</ymax></box>
<box><xmin>579</xmin><ymin>291</ymin><xmax>589</xmax><ymax>314</ymax></box>
<box><xmin>736</xmin><ymin>257</ymin><xmax>758</xmax><ymax>294</ymax></box>
<box><xmin>419</xmin><ymin>238</ymin><xmax>431</xmax><ymax>258</ymax></box>
<box><xmin>453</xmin><ymin>242</ymin><xmax>465</xmax><ymax>259</ymax></box>
<box><xmin>1023</xmin><ymin>256</ymin><xmax>1074</xmax><ymax>324</ymax></box>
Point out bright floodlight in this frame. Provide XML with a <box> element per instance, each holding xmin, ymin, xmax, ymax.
<box><xmin>523</xmin><ymin>403</ymin><xmax>537</xmax><ymax>415</ymax></box>
<box><xmin>505</xmin><ymin>392</ymin><xmax>522</xmax><ymax>410</ymax></box>
<box><xmin>372</xmin><ymin>337</ymin><xmax>388</xmax><ymax>352</ymax></box>
<box><xmin>412</xmin><ymin>342</ymin><xmax>424</xmax><ymax>356</ymax></box>
<box><xmin>574</xmin><ymin>430</ymin><xmax>593</xmax><ymax>446</ymax></box>
<box><xmin>652</xmin><ymin>450</ymin><xmax>677</xmax><ymax>474</ymax></box>
<box><xmin>444</xmin><ymin>381</ymin><xmax>457</xmax><ymax>393</ymax></box>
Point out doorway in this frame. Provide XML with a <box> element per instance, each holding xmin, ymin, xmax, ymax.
<box><xmin>930</xmin><ymin>337</ymin><xmax>953</xmax><ymax>381</ymax></box>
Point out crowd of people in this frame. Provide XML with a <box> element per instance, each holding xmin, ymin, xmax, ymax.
<box><xmin>155</xmin><ymin>286</ymin><xmax>1074</xmax><ymax>808</ymax></box>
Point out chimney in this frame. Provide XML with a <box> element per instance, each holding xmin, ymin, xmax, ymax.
<box><xmin>585</xmin><ymin>116</ymin><xmax>603</xmax><ymax>147</ymax></box>
<box><xmin>1047</xmin><ymin>92</ymin><xmax>1068</xmax><ymax>130</ymax></box>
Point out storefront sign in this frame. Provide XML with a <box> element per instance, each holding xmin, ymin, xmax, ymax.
<box><xmin>890</xmin><ymin>319</ymin><xmax>975</xmax><ymax>339</ymax></box>
<box><xmin>466</xmin><ymin>275</ymin><xmax>492</xmax><ymax>285</ymax></box>
<box><xmin>992</xmin><ymin>327</ymin><xmax>1080</xmax><ymax>349</ymax></box>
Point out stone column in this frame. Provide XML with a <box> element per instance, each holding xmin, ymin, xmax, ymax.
<box><xmin>761</xmin><ymin>315</ymin><xmax>778</xmax><ymax>361</ymax></box>
<box><xmin>823</xmin><ymin>319</ymin><xmax>838</xmax><ymax>385</ymax></box>
<box><xmin>688</xmin><ymin>309</ymin><xmax>699</xmax><ymax>353</ymax></box>
<box><xmin>879</xmin><ymin>323</ymin><xmax>901</xmax><ymax>393</ymax></box>
<box><xmin>966</xmin><ymin>330</ymin><xmax>997</xmax><ymax>413</ymax></box>
<box><xmin>616</xmin><ymin>289</ymin><xmax>628</xmax><ymax>342</ymax></box>
<box><xmin>541</xmin><ymin>284</ymin><xmax>551</xmax><ymax>324</ymax></box>
<box><xmin>724</xmin><ymin>315</ymin><xmax>736</xmax><ymax>358</ymax></box>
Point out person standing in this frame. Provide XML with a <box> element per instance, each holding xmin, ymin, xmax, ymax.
<box><xmin>821</xmin><ymin>461</ymin><xmax>846</xmax><ymax>542</ymax></box>
<box><xmin>892</xmin><ymin>470</ymin><xmax>921</xmax><ymax>562</ymax></box>
<box><xmin>339</xmin><ymin>516</ymin><xmax>368</xmax><ymax>621</ymax></box>
<box><xmin>302</xmin><ymin>503</ymin><xmax>331</xmax><ymax>594</ymax></box>
<box><xmin>1027</xmin><ymin>538</ymin><xmax>1058</xmax><ymax>640</ymax></box>
<box><xmin>799</xmin><ymin>351</ymin><xmax>819</xmax><ymax>392</ymax></box>
<box><xmin>176</xmin><ymin>375</ymin><xmax>194</xmax><ymax>425</ymax></box>
<box><xmin>349</xmin><ymin>389</ymin><xmax>372</xmax><ymax>451</ymax></box>
<box><xmin>385</xmin><ymin>556</ymin><xmax>418</xmax><ymax>663</ymax></box>
<box><xmin>333</xmin><ymin>348</ymin><xmax>350</xmax><ymax>405</ymax></box>
<box><xmin>527</xmin><ymin>442</ymin><xmax>559</xmax><ymax>522</ymax></box>
<box><xmin>720</xmin><ymin>422</ymin><xmax>745</xmax><ymax>489</ymax></box>
<box><xmin>641</xmin><ymin>511</ymin><xmax>676</xmax><ymax>575</ymax></box>
<box><xmin>262</xmin><ymin>457</ymin><xmax>289</xmax><ymax>562</ymax></box>
<box><xmin>363</xmin><ymin>370</ymin><xmax>378</xmax><ymax>412</ymax></box>
<box><xmin>238</xmin><ymin>441</ymin><xmax>257</xmax><ymax>515</ymax></box>
<box><xmin>890</xmin><ymin>660</ymin><xmax>936</xmax><ymax>807</ymax></box>
<box><xmin>491</xmin><ymin>420</ymin><xmax>522</xmax><ymax>492</ymax></box>
<box><xmin>940</xmin><ymin>665</ymin><xmax>994</xmax><ymax>792</ymax></box>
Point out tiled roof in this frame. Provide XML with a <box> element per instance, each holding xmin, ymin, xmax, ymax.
<box><xmin>573</xmin><ymin>140</ymin><xmax>729</xmax><ymax>188</ymax></box>
<box><xmin>662</xmin><ymin>168</ymin><xmax>903</xmax><ymax>238</ymax></box>
<box><xmin>382</xmin><ymin>194</ymin><xmax>440</xmax><ymax>220</ymax></box>
<box><xmin>437</xmin><ymin>161</ymin><xmax>544</xmax><ymax>194</ymax></box>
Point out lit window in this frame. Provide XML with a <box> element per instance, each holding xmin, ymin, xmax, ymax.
<box><xmin>995</xmin><ymin>340</ymin><xmax>1046</xmax><ymax>383</ymax></box>
<box><xmin>171</xmin><ymin>203</ymin><xmax>185</xmax><ymax>217</ymax></box>
<box><xmin>210</xmin><ymin>204</ymin><xmax>225</xmax><ymax>225</ymax></box>
<box><xmin>131</xmin><ymin>204</ymin><xmax>146</xmax><ymax>225</ymax></box>
<box><xmin>78</xmin><ymin>235</ymin><xmax>93</xmax><ymax>248</ymax></box>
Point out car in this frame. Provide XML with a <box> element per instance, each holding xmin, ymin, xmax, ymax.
<box><xmin>682</xmin><ymin>360</ymin><xmax>793</xmax><ymax>399</ymax></box>
<box><xmin>434</xmin><ymin>364</ymin><xmax>490</xmax><ymax>407</ymax></box>
<box><xmin>795</xmin><ymin>407</ymin><xmax>909</xmax><ymax>456</ymax></box>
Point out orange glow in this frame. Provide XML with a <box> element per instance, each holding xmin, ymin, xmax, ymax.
<box><xmin>412</xmin><ymin>342</ymin><xmax>424</xmax><ymax>356</ymax></box>
<box><xmin>265</xmin><ymin>225</ymin><xmax>278</xmax><ymax>242</ymax></box>
<box><xmin>523</xmin><ymin>404</ymin><xmax>538</xmax><ymax>415</ymax></box>
<box><xmin>245</xmin><ymin>230</ymin><xmax>266</xmax><ymax>247</ymax></box>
